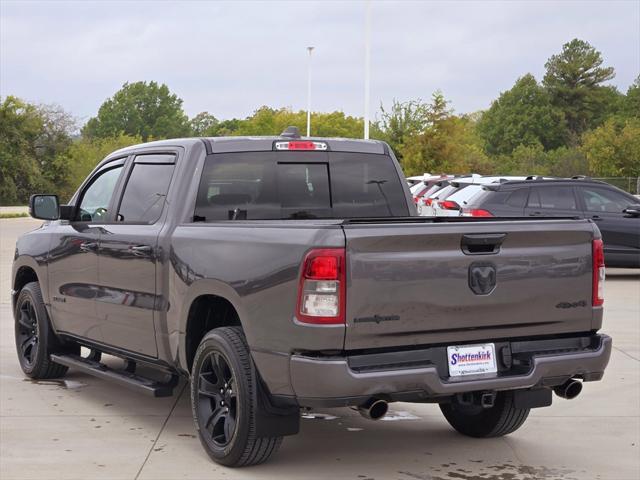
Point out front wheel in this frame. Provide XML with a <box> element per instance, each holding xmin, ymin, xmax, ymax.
<box><xmin>190</xmin><ymin>327</ymin><xmax>282</xmax><ymax>467</ymax></box>
<box><xmin>14</xmin><ymin>282</ymin><xmax>69</xmax><ymax>379</ymax></box>
<box><xmin>440</xmin><ymin>391</ymin><xmax>530</xmax><ymax>438</ymax></box>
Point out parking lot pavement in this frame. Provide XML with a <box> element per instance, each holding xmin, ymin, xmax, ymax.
<box><xmin>1</xmin><ymin>218</ymin><xmax>638</xmax><ymax>480</ymax></box>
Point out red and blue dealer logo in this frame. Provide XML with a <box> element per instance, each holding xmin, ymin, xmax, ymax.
<box><xmin>449</xmin><ymin>350</ymin><xmax>492</xmax><ymax>366</ymax></box>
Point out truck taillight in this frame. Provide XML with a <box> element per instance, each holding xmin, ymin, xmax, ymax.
<box><xmin>592</xmin><ymin>239</ymin><xmax>605</xmax><ymax>306</ymax></box>
<box><xmin>297</xmin><ymin>248</ymin><xmax>346</xmax><ymax>324</ymax></box>
<box><xmin>462</xmin><ymin>208</ymin><xmax>494</xmax><ymax>217</ymax></box>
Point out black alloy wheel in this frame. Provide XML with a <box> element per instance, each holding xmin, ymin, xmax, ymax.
<box><xmin>16</xmin><ymin>298</ymin><xmax>38</xmax><ymax>368</ymax></box>
<box><xmin>14</xmin><ymin>282</ymin><xmax>69</xmax><ymax>378</ymax></box>
<box><xmin>190</xmin><ymin>327</ymin><xmax>283</xmax><ymax>467</ymax></box>
<box><xmin>197</xmin><ymin>351</ymin><xmax>238</xmax><ymax>447</ymax></box>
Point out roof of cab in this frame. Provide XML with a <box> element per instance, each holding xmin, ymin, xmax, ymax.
<box><xmin>106</xmin><ymin>135</ymin><xmax>388</xmax><ymax>159</ymax></box>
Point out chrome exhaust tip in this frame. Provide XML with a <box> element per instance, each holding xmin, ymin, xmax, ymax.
<box><xmin>357</xmin><ymin>398</ymin><xmax>389</xmax><ymax>420</ymax></box>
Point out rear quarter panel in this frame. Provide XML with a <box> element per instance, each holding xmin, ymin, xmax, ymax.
<box><xmin>167</xmin><ymin>222</ymin><xmax>346</xmax><ymax>390</ymax></box>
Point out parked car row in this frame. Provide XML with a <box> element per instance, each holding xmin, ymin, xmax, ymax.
<box><xmin>408</xmin><ymin>174</ymin><xmax>640</xmax><ymax>268</ymax></box>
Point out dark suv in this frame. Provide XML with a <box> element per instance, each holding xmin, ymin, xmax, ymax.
<box><xmin>463</xmin><ymin>178</ymin><xmax>640</xmax><ymax>267</ymax></box>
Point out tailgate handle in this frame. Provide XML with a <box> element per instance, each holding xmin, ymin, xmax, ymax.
<box><xmin>461</xmin><ymin>233</ymin><xmax>506</xmax><ymax>255</ymax></box>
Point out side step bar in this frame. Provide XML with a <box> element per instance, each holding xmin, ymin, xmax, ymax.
<box><xmin>50</xmin><ymin>354</ymin><xmax>178</xmax><ymax>397</ymax></box>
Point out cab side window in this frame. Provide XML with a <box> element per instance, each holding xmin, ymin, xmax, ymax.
<box><xmin>76</xmin><ymin>165</ymin><xmax>124</xmax><ymax>222</ymax></box>
<box><xmin>116</xmin><ymin>155</ymin><xmax>176</xmax><ymax>224</ymax></box>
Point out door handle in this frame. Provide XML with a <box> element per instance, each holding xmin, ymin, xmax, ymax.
<box><xmin>529</xmin><ymin>211</ymin><xmax>543</xmax><ymax>217</ymax></box>
<box><xmin>461</xmin><ymin>233</ymin><xmax>506</xmax><ymax>255</ymax></box>
<box><xmin>79</xmin><ymin>242</ymin><xmax>97</xmax><ymax>252</ymax></box>
<box><xmin>129</xmin><ymin>245</ymin><xmax>152</xmax><ymax>255</ymax></box>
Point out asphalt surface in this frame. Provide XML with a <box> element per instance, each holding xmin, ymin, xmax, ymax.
<box><xmin>1</xmin><ymin>218</ymin><xmax>638</xmax><ymax>480</ymax></box>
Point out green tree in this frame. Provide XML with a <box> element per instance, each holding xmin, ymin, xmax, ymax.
<box><xmin>621</xmin><ymin>76</ymin><xmax>640</xmax><ymax>119</ymax></box>
<box><xmin>477</xmin><ymin>74</ymin><xmax>565</xmax><ymax>155</ymax></box>
<box><xmin>545</xmin><ymin>147</ymin><xmax>589</xmax><ymax>177</ymax></box>
<box><xmin>224</xmin><ymin>106</ymin><xmax>363</xmax><ymax>139</ymax></box>
<box><xmin>376</xmin><ymin>98</ymin><xmax>432</xmax><ymax>161</ymax></box>
<box><xmin>400</xmin><ymin>93</ymin><xmax>492</xmax><ymax>175</ymax></box>
<box><xmin>0</xmin><ymin>96</ymin><xmax>45</xmax><ymax>204</ymax></box>
<box><xmin>0</xmin><ymin>97</ymin><xmax>76</xmax><ymax>204</ymax></box>
<box><xmin>52</xmin><ymin>134</ymin><xmax>142</xmax><ymax>201</ymax></box>
<box><xmin>543</xmin><ymin>39</ymin><xmax>616</xmax><ymax>143</ymax></box>
<box><xmin>83</xmin><ymin>81</ymin><xmax>190</xmax><ymax>141</ymax></box>
<box><xmin>582</xmin><ymin>118</ymin><xmax>640</xmax><ymax>177</ymax></box>
<box><xmin>189</xmin><ymin>112</ymin><xmax>219</xmax><ymax>136</ymax></box>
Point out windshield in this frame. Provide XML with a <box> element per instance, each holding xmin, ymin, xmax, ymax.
<box><xmin>194</xmin><ymin>151</ymin><xmax>409</xmax><ymax>221</ymax></box>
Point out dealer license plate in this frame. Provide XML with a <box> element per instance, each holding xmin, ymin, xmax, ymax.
<box><xmin>447</xmin><ymin>343</ymin><xmax>497</xmax><ymax>377</ymax></box>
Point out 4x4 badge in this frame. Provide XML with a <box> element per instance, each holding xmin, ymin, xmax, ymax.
<box><xmin>469</xmin><ymin>263</ymin><xmax>497</xmax><ymax>295</ymax></box>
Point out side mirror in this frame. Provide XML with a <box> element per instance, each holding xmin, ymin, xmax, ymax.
<box><xmin>29</xmin><ymin>194</ymin><xmax>59</xmax><ymax>220</ymax></box>
<box><xmin>623</xmin><ymin>205</ymin><xmax>640</xmax><ymax>217</ymax></box>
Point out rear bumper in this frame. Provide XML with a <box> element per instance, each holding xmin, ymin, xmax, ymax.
<box><xmin>290</xmin><ymin>334</ymin><xmax>612</xmax><ymax>408</ymax></box>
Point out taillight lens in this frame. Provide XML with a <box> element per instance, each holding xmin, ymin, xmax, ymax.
<box><xmin>439</xmin><ymin>200</ymin><xmax>460</xmax><ymax>210</ymax></box>
<box><xmin>462</xmin><ymin>208</ymin><xmax>494</xmax><ymax>217</ymax></box>
<box><xmin>297</xmin><ymin>248</ymin><xmax>346</xmax><ymax>324</ymax></box>
<box><xmin>425</xmin><ymin>198</ymin><xmax>433</xmax><ymax>206</ymax></box>
<box><xmin>592</xmin><ymin>239</ymin><xmax>605</xmax><ymax>306</ymax></box>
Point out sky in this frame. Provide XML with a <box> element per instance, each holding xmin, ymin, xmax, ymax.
<box><xmin>1</xmin><ymin>0</ymin><xmax>639</xmax><ymax>126</ymax></box>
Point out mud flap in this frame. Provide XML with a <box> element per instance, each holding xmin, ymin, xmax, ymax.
<box><xmin>255</xmin><ymin>377</ymin><xmax>300</xmax><ymax>437</ymax></box>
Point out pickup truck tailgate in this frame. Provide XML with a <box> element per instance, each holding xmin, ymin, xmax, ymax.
<box><xmin>343</xmin><ymin>219</ymin><xmax>596</xmax><ymax>350</ymax></box>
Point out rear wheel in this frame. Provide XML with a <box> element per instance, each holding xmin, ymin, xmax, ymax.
<box><xmin>14</xmin><ymin>282</ymin><xmax>69</xmax><ymax>379</ymax></box>
<box><xmin>440</xmin><ymin>391</ymin><xmax>530</xmax><ymax>438</ymax></box>
<box><xmin>190</xmin><ymin>327</ymin><xmax>282</xmax><ymax>467</ymax></box>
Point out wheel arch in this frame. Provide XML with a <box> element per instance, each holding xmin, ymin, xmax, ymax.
<box><xmin>12</xmin><ymin>257</ymin><xmax>45</xmax><ymax>311</ymax></box>
<box><xmin>179</xmin><ymin>279</ymin><xmax>249</xmax><ymax>373</ymax></box>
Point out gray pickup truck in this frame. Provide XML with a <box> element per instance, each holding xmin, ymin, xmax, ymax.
<box><xmin>13</xmin><ymin>128</ymin><xmax>611</xmax><ymax>467</ymax></box>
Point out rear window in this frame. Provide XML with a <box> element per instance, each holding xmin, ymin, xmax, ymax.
<box><xmin>432</xmin><ymin>185</ymin><xmax>457</xmax><ymax>199</ymax></box>
<box><xmin>447</xmin><ymin>185</ymin><xmax>484</xmax><ymax>206</ymax></box>
<box><xmin>193</xmin><ymin>151</ymin><xmax>408</xmax><ymax>221</ymax></box>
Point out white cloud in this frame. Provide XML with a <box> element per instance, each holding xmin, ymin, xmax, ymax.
<box><xmin>1</xmin><ymin>0</ymin><xmax>638</xmax><ymax>123</ymax></box>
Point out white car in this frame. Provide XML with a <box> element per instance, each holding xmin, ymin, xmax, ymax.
<box><xmin>416</xmin><ymin>183</ymin><xmax>451</xmax><ymax>216</ymax></box>
<box><xmin>420</xmin><ymin>176</ymin><xmax>528</xmax><ymax>217</ymax></box>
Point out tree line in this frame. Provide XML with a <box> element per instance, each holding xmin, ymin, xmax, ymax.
<box><xmin>1</xmin><ymin>38</ymin><xmax>638</xmax><ymax>204</ymax></box>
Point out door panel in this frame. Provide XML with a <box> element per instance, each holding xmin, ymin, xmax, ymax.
<box><xmin>48</xmin><ymin>161</ymin><xmax>126</xmax><ymax>340</ymax></box>
<box><xmin>577</xmin><ymin>186</ymin><xmax>640</xmax><ymax>260</ymax></box>
<box><xmin>47</xmin><ymin>224</ymin><xmax>102</xmax><ymax>339</ymax></box>
<box><xmin>96</xmin><ymin>156</ymin><xmax>176</xmax><ymax>356</ymax></box>
<box><xmin>97</xmin><ymin>224</ymin><xmax>161</xmax><ymax>356</ymax></box>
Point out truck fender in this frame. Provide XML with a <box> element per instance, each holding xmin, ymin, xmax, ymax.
<box><xmin>177</xmin><ymin>278</ymin><xmax>249</xmax><ymax>371</ymax></box>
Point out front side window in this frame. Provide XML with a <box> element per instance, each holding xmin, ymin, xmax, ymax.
<box><xmin>76</xmin><ymin>165</ymin><xmax>124</xmax><ymax>222</ymax></box>
<box><xmin>117</xmin><ymin>156</ymin><xmax>176</xmax><ymax>223</ymax></box>
<box><xmin>579</xmin><ymin>187</ymin><xmax>633</xmax><ymax>213</ymax></box>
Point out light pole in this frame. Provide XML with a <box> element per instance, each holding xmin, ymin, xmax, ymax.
<box><xmin>363</xmin><ymin>0</ymin><xmax>371</xmax><ymax>139</ymax></box>
<box><xmin>306</xmin><ymin>46</ymin><xmax>314</xmax><ymax>137</ymax></box>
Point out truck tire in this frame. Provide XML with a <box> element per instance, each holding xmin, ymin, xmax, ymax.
<box><xmin>14</xmin><ymin>282</ymin><xmax>69</xmax><ymax>379</ymax></box>
<box><xmin>439</xmin><ymin>391</ymin><xmax>530</xmax><ymax>438</ymax></box>
<box><xmin>190</xmin><ymin>327</ymin><xmax>283</xmax><ymax>467</ymax></box>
